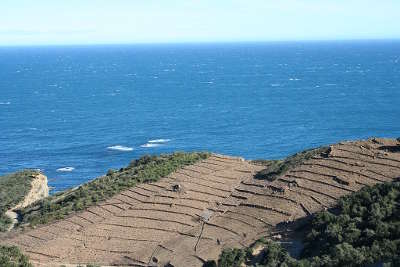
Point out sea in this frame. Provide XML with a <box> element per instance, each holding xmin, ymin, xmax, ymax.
<box><xmin>1</xmin><ymin>41</ymin><xmax>399</xmax><ymax>192</ymax></box>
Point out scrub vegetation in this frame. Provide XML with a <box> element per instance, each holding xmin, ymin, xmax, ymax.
<box><xmin>0</xmin><ymin>170</ymin><xmax>37</xmax><ymax>232</ymax></box>
<box><xmin>210</xmin><ymin>181</ymin><xmax>400</xmax><ymax>267</ymax></box>
<box><xmin>0</xmin><ymin>245</ymin><xmax>32</xmax><ymax>267</ymax></box>
<box><xmin>18</xmin><ymin>152</ymin><xmax>209</xmax><ymax>227</ymax></box>
<box><xmin>254</xmin><ymin>146</ymin><xmax>330</xmax><ymax>181</ymax></box>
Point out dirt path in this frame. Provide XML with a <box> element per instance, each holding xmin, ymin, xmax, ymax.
<box><xmin>1</xmin><ymin>139</ymin><xmax>400</xmax><ymax>267</ymax></box>
<box><xmin>5</xmin><ymin>173</ymin><xmax>48</xmax><ymax>231</ymax></box>
<box><xmin>4</xmin><ymin>210</ymin><xmax>19</xmax><ymax>232</ymax></box>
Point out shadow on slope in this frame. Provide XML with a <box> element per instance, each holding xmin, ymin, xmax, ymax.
<box><xmin>208</xmin><ymin>181</ymin><xmax>400</xmax><ymax>267</ymax></box>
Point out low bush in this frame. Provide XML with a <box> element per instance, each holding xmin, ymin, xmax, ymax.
<box><xmin>18</xmin><ymin>152</ymin><xmax>209</xmax><ymax>227</ymax></box>
<box><xmin>217</xmin><ymin>248</ymin><xmax>247</xmax><ymax>267</ymax></box>
<box><xmin>0</xmin><ymin>245</ymin><xmax>32</xmax><ymax>267</ymax></box>
<box><xmin>0</xmin><ymin>170</ymin><xmax>38</xmax><ymax>231</ymax></box>
<box><xmin>211</xmin><ymin>181</ymin><xmax>400</xmax><ymax>267</ymax></box>
<box><xmin>254</xmin><ymin>147</ymin><xmax>330</xmax><ymax>181</ymax></box>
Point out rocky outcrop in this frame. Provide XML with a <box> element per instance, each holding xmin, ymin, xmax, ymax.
<box><xmin>5</xmin><ymin>173</ymin><xmax>48</xmax><ymax>231</ymax></box>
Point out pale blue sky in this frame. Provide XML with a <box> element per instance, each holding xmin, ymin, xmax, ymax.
<box><xmin>1</xmin><ymin>0</ymin><xmax>399</xmax><ymax>45</ymax></box>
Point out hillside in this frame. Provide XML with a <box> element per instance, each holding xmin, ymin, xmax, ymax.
<box><xmin>16</xmin><ymin>152</ymin><xmax>208</xmax><ymax>228</ymax></box>
<box><xmin>212</xmin><ymin>181</ymin><xmax>400</xmax><ymax>266</ymax></box>
<box><xmin>0</xmin><ymin>138</ymin><xmax>400</xmax><ymax>266</ymax></box>
<box><xmin>0</xmin><ymin>170</ymin><xmax>48</xmax><ymax>232</ymax></box>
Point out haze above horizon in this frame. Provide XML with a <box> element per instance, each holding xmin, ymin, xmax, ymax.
<box><xmin>1</xmin><ymin>0</ymin><xmax>399</xmax><ymax>46</ymax></box>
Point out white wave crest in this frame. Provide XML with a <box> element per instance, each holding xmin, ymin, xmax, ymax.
<box><xmin>0</xmin><ymin>102</ymin><xmax>11</xmax><ymax>105</ymax></box>
<box><xmin>140</xmin><ymin>143</ymin><xmax>162</xmax><ymax>148</ymax></box>
<box><xmin>57</xmin><ymin>167</ymin><xmax>75</xmax><ymax>172</ymax></box>
<box><xmin>107</xmin><ymin>145</ymin><xmax>134</xmax><ymax>152</ymax></box>
<box><xmin>148</xmin><ymin>139</ymin><xmax>171</xmax><ymax>144</ymax></box>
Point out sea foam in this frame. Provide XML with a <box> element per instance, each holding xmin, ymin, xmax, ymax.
<box><xmin>141</xmin><ymin>138</ymin><xmax>171</xmax><ymax>147</ymax></box>
<box><xmin>57</xmin><ymin>167</ymin><xmax>75</xmax><ymax>172</ymax></box>
<box><xmin>140</xmin><ymin>143</ymin><xmax>162</xmax><ymax>148</ymax></box>
<box><xmin>148</xmin><ymin>139</ymin><xmax>171</xmax><ymax>144</ymax></box>
<box><xmin>107</xmin><ymin>145</ymin><xmax>134</xmax><ymax>152</ymax></box>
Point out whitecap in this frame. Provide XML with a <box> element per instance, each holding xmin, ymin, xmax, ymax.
<box><xmin>0</xmin><ymin>102</ymin><xmax>10</xmax><ymax>105</ymax></box>
<box><xmin>148</xmin><ymin>139</ymin><xmax>171</xmax><ymax>144</ymax></box>
<box><xmin>289</xmin><ymin>78</ymin><xmax>301</xmax><ymax>81</ymax></box>
<box><xmin>270</xmin><ymin>83</ymin><xmax>281</xmax><ymax>87</ymax></box>
<box><xmin>107</xmin><ymin>145</ymin><xmax>134</xmax><ymax>152</ymax></box>
<box><xmin>141</xmin><ymin>143</ymin><xmax>162</xmax><ymax>148</ymax></box>
<box><xmin>57</xmin><ymin>167</ymin><xmax>75</xmax><ymax>172</ymax></box>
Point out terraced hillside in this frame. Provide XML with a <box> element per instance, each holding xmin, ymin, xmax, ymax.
<box><xmin>1</xmin><ymin>138</ymin><xmax>400</xmax><ymax>267</ymax></box>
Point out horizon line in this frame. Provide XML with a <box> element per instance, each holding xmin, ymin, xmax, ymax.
<box><xmin>1</xmin><ymin>38</ymin><xmax>400</xmax><ymax>48</ymax></box>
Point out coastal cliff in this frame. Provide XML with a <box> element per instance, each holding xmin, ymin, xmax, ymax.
<box><xmin>13</xmin><ymin>173</ymin><xmax>48</xmax><ymax>210</ymax></box>
<box><xmin>5</xmin><ymin>173</ymin><xmax>49</xmax><ymax>231</ymax></box>
<box><xmin>0</xmin><ymin>171</ymin><xmax>49</xmax><ymax>232</ymax></box>
<box><xmin>0</xmin><ymin>138</ymin><xmax>399</xmax><ymax>266</ymax></box>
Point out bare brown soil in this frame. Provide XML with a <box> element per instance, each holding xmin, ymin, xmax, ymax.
<box><xmin>1</xmin><ymin>138</ymin><xmax>400</xmax><ymax>267</ymax></box>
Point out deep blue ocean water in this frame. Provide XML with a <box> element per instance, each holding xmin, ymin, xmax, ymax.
<box><xmin>1</xmin><ymin>41</ymin><xmax>399</xmax><ymax>192</ymax></box>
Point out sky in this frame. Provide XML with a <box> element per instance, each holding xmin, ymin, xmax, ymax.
<box><xmin>0</xmin><ymin>0</ymin><xmax>399</xmax><ymax>46</ymax></box>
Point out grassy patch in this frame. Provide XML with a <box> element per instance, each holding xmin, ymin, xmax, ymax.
<box><xmin>254</xmin><ymin>146</ymin><xmax>330</xmax><ymax>181</ymax></box>
<box><xmin>0</xmin><ymin>245</ymin><xmax>33</xmax><ymax>267</ymax></box>
<box><xmin>0</xmin><ymin>170</ymin><xmax>38</xmax><ymax>232</ymax></box>
<box><xmin>210</xmin><ymin>181</ymin><xmax>400</xmax><ymax>267</ymax></box>
<box><xmin>18</xmin><ymin>152</ymin><xmax>209</xmax><ymax>228</ymax></box>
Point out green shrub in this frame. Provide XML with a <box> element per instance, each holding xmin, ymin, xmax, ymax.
<box><xmin>19</xmin><ymin>152</ymin><xmax>209</xmax><ymax>228</ymax></box>
<box><xmin>0</xmin><ymin>170</ymin><xmax>38</xmax><ymax>231</ymax></box>
<box><xmin>203</xmin><ymin>260</ymin><xmax>217</xmax><ymax>267</ymax></box>
<box><xmin>210</xmin><ymin>181</ymin><xmax>400</xmax><ymax>267</ymax></box>
<box><xmin>256</xmin><ymin>240</ymin><xmax>298</xmax><ymax>266</ymax></box>
<box><xmin>218</xmin><ymin>248</ymin><xmax>246</xmax><ymax>267</ymax></box>
<box><xmin>0</xmin><ymin>245</ymin><xmax>32</xmax><ymax>267</ymax></box>
<box><xmin>301</xmin><ymin>182</ymin><xmax>400</xmax><ymax>266</ymax></box>
<box><xmin>254</xmin><ymin>147</ymin><xmax>330</xmax><ymax>181</ymax></box>
<box><xmin>0</xmin><ymin>214</ymin><xmax>12</xmax><ymax>232</ymax></box>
